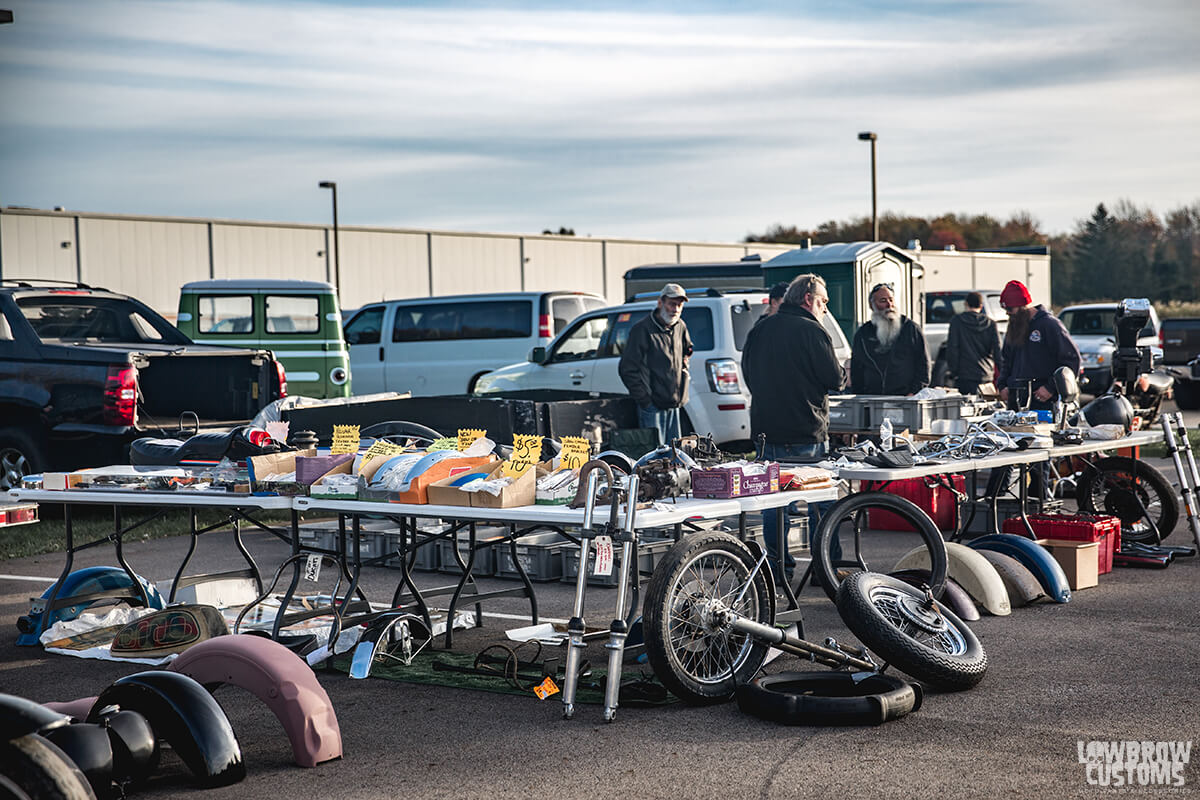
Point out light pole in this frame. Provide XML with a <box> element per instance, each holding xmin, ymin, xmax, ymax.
<box><xmin>318</xmin><ymin>181</ymin><xmax>340</xmax><ymax>294</ymax></box>
<box><xmin>857</xmin><ymin>131</ymin><xmax>878</xmax><ymax>241</ymax></box>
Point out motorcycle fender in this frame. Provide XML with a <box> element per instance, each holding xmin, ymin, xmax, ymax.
<box><xmin>888</xmin><ymin>570</ymin><xmax>980</xmax><ymax>622</ymax></box>
<box><xmin>1</xmin><ymin>693</ymin><xmax>72</xmax><ymax>740</ymax></box>
<box><xmin>894</xmin><ymin>542</ymin><xmax>1011</xmax><ymax>616</ymax></box>
<box><xmin>968</xmin><ymin>534</ymin><xmax>1072</xmax><ymax>603</ymax></box>
<box><xmin>973</xmin><ymin>550</ymin><xmax>1046</xmax><ymax>606</ymax></box>
<box><xmin>169</xmin><ymin>634</ymin><xmax>342</xmax><ymax>768</ymax></box>
<box><xmin>43</xmin><ymin>698</ymin><xmax>99</xmax><ymax>721</ymax></box>
<box><xmin>88</xmin><ymin>671</ymin><xmax>244</xmax><ymax>788</ymax></box>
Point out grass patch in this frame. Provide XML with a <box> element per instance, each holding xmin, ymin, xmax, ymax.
<box><xmin>1140</xmin><ymin>426</ymin><xmax>1200</xmax><ymax>460</ymax></box>
<box><xmin>0</xmin><ymin>507</ymin><xmax>298</xmax><ymax>561</ymax></box>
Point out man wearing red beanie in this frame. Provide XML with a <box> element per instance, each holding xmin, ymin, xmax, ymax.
<box><xmin>996</xmin><ymin>280</ymin><xmax>1080</xmax><ymax>410</ymax></box>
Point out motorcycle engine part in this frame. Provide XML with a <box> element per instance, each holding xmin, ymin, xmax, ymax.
<box><xmin>17</xmin><ymin>566</ymin><xmax>165</xmax><ymax>647</ymax></box>
<box><xmin>40</xmin><ymin>724</ymin><xmax>114</xmax><ymax>796</ymax></box>
<box><xmin>593</xmin><ymin>450</ymin><xmax>634</xmax><ymax>475</ymax></box>
<box><xmin>810</xmin><ymin>492</ymin><xmax>949</xmax><ymax>603</ymax></box>
<box><xmin>169</xmin><ymin>634</ymin><xmax>342</xmax><ymax>768</ymax></box>
<box><xmin>633</xmin><ymin>444</ymin><xmax>700</xmax><ymax>472</ymax></box>
<box><xmin>288</xmin><ymin>429</ymin><xmax>320</xmax><ymax>450</ymax></box>
<box><xmin>109</xmin><ymin>604</ymin><xmax>229</xmax><ymax>658</ymax></box>
<box><xmin>835</xmin><ymin>571</ymin><xmax>988</xmax><ymax>691</ymax></box>
<box><xmin>894</xmin><ymin>541</ymin><xmax>1011</xmax><ymax>616</ymax></box>
<box><xmin>634</xmin><ymin>457</ymin><xmax>691</xmax><ymax>501</ymax></box>
<box><xmin>567</xmin><ymin>459</ymin><xmax>617</xmax><ymax>509</ymax></box>
<box><xmin>968</xmin><ymin>534</ymin><xmax>1071</xmax><ymax>603</ymax></box>
<box><xmin>89</xmin><ymin>671</ymin><xmax>245</xmax><ymax>788</ymax></box>
<box><xmin>971</xmin><ymin>549</ymin><xmax>1045</xmax><ymax>607</ymax></box>
<box><xmin>888</xmin><ymin>569</ymin><xmax>980</xmax><ymax>622</ymax></box>
<box><xmin>1081</xmin><ymin>393</ymin><xmax>1135</xmax><ymax>434</ymax></box>
<box><xmin>735</xmin><ymin>671</ymin><xmax>922</xmax><ymax>726</ymax></box>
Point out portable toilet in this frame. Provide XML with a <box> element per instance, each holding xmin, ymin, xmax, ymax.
<box><xmin>762</xmin><ymin>241</ymin><xmax>924</xmax><ymax>343</ymax></box>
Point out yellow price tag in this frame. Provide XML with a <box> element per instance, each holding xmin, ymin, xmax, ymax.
<box><xmin>511</xmin><ymin>434</ymin><xmax>543</xmax><ymax>464</ymax></box>
<box><xmin>457</xmin><ymin>428</ymin><xmax>486</xmax><ymax>452</ymax></box>
<box><xmin>559</xmin><ymin>435</ymin><xmax>591</xmax><ymax>470</ymax></box>
<box><xmin>500</xmin><ymin>458</ymin><xmax>535</xmax><ymax>478</ymax></box>
<box><xmin>533</xmin><ymin>676</ymin><xmax>560</xmax><ymax>699</ymax></box>
<box><xmin>330</xmin><ymin>424</ymin><xmax>360</xmax><ymax>455</ymax></box>
<box><xmin>360</xmin><ymin>439</ymin><xmax>405</xmax><ymax>464</ymax></box>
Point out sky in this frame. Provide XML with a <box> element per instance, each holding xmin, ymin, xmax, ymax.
<box><xmin>1</xmin><ymin>0</ymin><xmax>1198</xmax><ymax>242</ymax></box>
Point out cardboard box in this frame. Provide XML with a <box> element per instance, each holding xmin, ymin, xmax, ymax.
<box><xmin>1037</xmin><ymin>538</ymin><xmax>1099</xmax><ymax>590</ymax></box>
<box><xmin>471</xmin><ymin>462</ymin><xmax>541</xmax><ymax>509</ymax></box>
<box><xmin>690</xmin><ymin>462</ymin><xmax>780</xmax><ymax>499</ymax></box>
<box><xmin>426</xmin><ymin>473</ymin><xmax>477</xmax><ymax>507</ymax></box>
<box><xmin>391</xmin><ymin>455</ymin><xmax>496</xmax><ymax>504</ymax></box>
<box><xmin>248</xmin><ymin>449</ymin><xmax>317</xmax><ymax>494</ymax></box>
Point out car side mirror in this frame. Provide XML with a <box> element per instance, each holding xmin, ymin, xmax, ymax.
<box><xmin>530</xmin><ymin>346</ymin><xmax>547</xmax><ymax>364</ymax></box>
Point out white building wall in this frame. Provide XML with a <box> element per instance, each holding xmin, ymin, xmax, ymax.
<box><xmin>339</xmin><ymin>229</ymin><xmax>430</xmax><ymax>309</ymax></box>
<box><xmin>522</xmin><ymin>237</ymin><xmax>605</xmax><ymax>297</ymax></box>
<box><xmin>211</xmin><ymin>224</ymin><xmax>327</xmax><ymax>284</ymax></box>
<box><xmin>78</xmin><ymin>217</ymin><xmax>209</xmax><ymax>313</ymax></box>
<box><xmin>604</xmin><ymin>242</ymin><xmax>680</xmax><ymax>302</ymax></box>
<box><xmin>0</xmin><ymin>213</ymin><xmax>77</xmax><ymax>282</ymax></box>
<box><xmin>916</xmin><ymin>250</ymin><xmax>1052</xmax><ymax>306</ymax></box>
<box><xmin>429</xmin><ymin>233</ymin><xmax>522</xmax><ymax>295</ymax></box>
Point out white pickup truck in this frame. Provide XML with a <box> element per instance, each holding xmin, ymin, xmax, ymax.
<box><xmin>923</xmin><ymin>289</ymin><xmax>1007</xmax><ymax>385</ymax></box>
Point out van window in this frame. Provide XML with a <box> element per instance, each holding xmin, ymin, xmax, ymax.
<box><xmin>549</xmin><ymin>316</ymin><xmax>609</xmax><ymax>362</ymax></box>
<box><xmin>731</xmin><ymin>302</ymin><xmax>766</xmax><ymax>350</ymax></box>
<box><xmin>344</xmin><ymin>306</ymin><xmax>384</xmax><ymax>345</ymax></box>
<box><xmin>198</xmin><ymin>295</ymin><xmax>253</xmax><ymax>333</ymax></box>
<box><xmin>926</xmin><ymin>294</ymin><xmax>965</xmax><ymax>324</ymax></box>
<box><xmin>550</xmin><ymin>296</ymin><xmax>584</xmax><ymax>334</ymax></box>
<box><xmin>392</xmin><ymin>300</ymin><xmax>533</xmax><ymax>342</ymax></box>
<box><xmin>265</xmin><ymin>295</ymin><xmax>320</xmax><ymax>334</ymax></box>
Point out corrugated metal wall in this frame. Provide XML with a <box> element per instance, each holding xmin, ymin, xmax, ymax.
<box><xmin>919</xmin><ymin>250</ymin><xmax>1051</xmax><ymax>306</ymax></box>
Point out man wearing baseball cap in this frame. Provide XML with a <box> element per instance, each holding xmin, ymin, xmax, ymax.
<box><xmin>996</xmin><ymin>279</ymin><xmax>1080</xmax><ymax>410</ymax></box>
<box><xmin>618</xmin><ymin>283</ymin><xmax>694</xmax><ymax>445</ymax></box>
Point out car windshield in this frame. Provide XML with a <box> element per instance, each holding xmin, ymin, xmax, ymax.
<box><xmin>17</xmin><ymin>294</ymin><xmax>188</xmax><ymax>344</ymax></box>
<box><xmin>731</xmin><ymin>300</ymin><xmax>766</xmax><ymax>350</ymax></box>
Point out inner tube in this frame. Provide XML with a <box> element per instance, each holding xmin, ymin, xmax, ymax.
<box><xmin>735</xmin><ymin>671</ymin><xmax>922</xmax><ymax>725</ymax></box>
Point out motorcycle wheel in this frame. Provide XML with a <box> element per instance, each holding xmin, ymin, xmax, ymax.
<box><xmin>0</xmin><ymin>735</ymin><xmax>97</xmax><ymax>800</ymax></box>
<box><xmin>810</xmin><ymin>492</ymin><xmax>949</xmax><ymax>603</ymax></box>
<box><xmin>1075</xmin><ymin>457</ymin><xmax>1179</xmax><ymax>544</ymax></box>
<box><xmin>642</xmin><ymin>532</ymin><xmax>775</xmax><ymax>705</ymax></box>
<box><xmin>835</xmin><ymin>572</ymin><xmax>987</xmax><ymax>691</ymax></box>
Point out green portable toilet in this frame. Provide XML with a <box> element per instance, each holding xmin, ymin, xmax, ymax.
<box><xmin>177</xmin><ymin>279</ymin><xmax>351</xmax><ymax>399</ymax></box>
<box><xmin>762</xmin><ymin>241</ymin><xmax>923</xmax><ymax>343</ymax></box>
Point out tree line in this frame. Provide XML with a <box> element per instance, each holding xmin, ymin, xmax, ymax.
<box><xmin>744</xmin><ymin>201</ymin><xmax>1200</xmax><ymax>308</ymax></box>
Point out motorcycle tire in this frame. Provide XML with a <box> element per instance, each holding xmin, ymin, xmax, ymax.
<box><xmin>1075</xmin><ymin>456</ymin><xmax>1179</xmax><ymax>544</ymax></box>
<box><xmin>642</xmin><ymin>532</ymin><xmax>775</xmax><ymax>705</ymax></box>
<box><xmin>835</xmin><ymin>572</ymin><xmax>987</xmax><ymax>691</ymax></box>
<box><xmin>735</xmin><ymin>671</ymin><xmax>922</xmax><ymax>726</ymax></box>
<box><xmin>0</xmin><ymin>734</ymin><xmax>97</xmax><ymax>800</ymax></box>
<box><xmin>811</xmin><ymin>492</ymin><xmax>949</xmax><ymax>603</ymax></box>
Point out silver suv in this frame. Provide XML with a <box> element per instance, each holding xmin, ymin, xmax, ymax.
<box><xmin>472</xmin><ymin>289</ymin><xmax>851</xmax><ymax>447</ymax></box>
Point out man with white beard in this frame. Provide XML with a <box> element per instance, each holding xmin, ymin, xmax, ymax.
<box><xmin>850</xmin><ymin>283</ymin><xmax>930</xmax><ymax>395</ymax></box>
<box><xmin>619</xmin><ymin>283</ymin><xmax>693</xmax><ymax>445</ymax></box>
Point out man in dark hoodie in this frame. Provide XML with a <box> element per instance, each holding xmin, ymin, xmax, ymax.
<box><xmin>742</xmin><ymin>273</ymin><xmax>844</xmax><ymax>589</ymax></box>
<box><xmin>996</xmin><ymin>280</ymin><xmax>1080</xmax><ymax>410</ymax></box>
<box><xmin>850</xmin><ymin>283</ymin><xmax>929</xmax><ymax>395</ymax></box>
<box><xmin>946</xmin><ymin>291</ymin><xmax>1002</xmax><ymax>394</ymax></box>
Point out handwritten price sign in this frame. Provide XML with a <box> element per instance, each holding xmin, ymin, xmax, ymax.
<box><xmin>559</xmin><ymin>435</ymin><xmax>591</xmax><ymax>470</ymax></box>
<box><xmin>500</xmin><ymin>434</ymin><xmax>542</xmax><ymax>478</ymax></box>
<box><xmin>457</xmin><ymin>428</ymin><xmax>487</xmax><ymax>452</ymax></box>
<box><xmin>330</xmin><ymin>424</ymin><xmax>360</xmax><ymax>454</ymax></box>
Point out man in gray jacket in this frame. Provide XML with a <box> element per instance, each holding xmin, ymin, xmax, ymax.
<box><xmin>618</xmin><ymin>283</ymin><xmax>693</xmax><ymax>445</ymax></box>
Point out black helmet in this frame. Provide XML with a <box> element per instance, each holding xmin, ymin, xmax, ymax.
<box><xmin>1081</xmin><ymin>393</ymin><xmax>1135</xmax><ymax>433</ymax></box>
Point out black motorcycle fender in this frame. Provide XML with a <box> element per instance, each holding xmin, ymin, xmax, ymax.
<box><xmin>88</xmin><ymin>671</ymin><xmax>245</xmax><ymax>788</ymax></box>
<box><xmin>1</xmin><ymin>693</ymin><xmax>73</xmax><ymax>741</ymax></box>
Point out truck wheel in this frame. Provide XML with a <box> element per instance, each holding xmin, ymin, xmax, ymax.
<box><xmin>1174</xmin><ymin>381</ymin><xmax>1200</xmax><ymax>411</ymax></box>
<box><xmin>0</xmin><ymin>427</ymin><xmax>46</xmax><ymax>492</ymax></box>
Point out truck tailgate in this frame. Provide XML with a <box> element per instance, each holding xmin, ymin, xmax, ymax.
<box><xmin>136</xmin><ymin>350</ymin><xmax>274</xmax><ymax>425</ymax></box>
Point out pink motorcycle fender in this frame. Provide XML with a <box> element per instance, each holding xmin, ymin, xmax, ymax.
<box><xmin>43</xmin><ymin>697</ymin><xmax>99</xmax><ymax>719</ymax></box>
<box><xmin>169</xmin><ymin>634</ymin><xmax>342</xmax><ymax>767</ymax></box>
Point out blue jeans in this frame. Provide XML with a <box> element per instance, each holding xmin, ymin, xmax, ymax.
<box><xmin>637</xmin><ymin>405</ymin><xmax>681</xmax><ymax>446</ymax></box>
<box><xmin>760</xmin><ymin>441</ymin><xmax>839</xmax><ymax>585</ymax></box>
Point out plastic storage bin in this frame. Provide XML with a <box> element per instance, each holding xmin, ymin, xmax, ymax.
<box><xmin>560</xmin><ymin>537</ymin><xmax>674</xmax><ymax>587</ymax></box>
<box><xmin>864</xmin><ymin>395</ymin><xmax>967</xmax><ymax>433</ymax></box>
<box><xmin>1001</xmin><ymin>512</ymin><xmax>1120</xmax><ymax>574</ymax></box>
<box><xmin>437</xmin><ymin>530</ymin><xmax>503</xmax><ymax>577</ymax></box>
<box><xmin>494</xmin><ymin>531</ymin><xmax>571</xmax><ymax>582</ymax></box>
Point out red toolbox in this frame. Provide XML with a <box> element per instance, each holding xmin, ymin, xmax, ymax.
<box><xmin>862</xmin><ymin>475</ymin><xmax>965</xmax><ymax>533</ymax></box>
<box><xmin>1001</xmin><ymin>512</ymin><xmax>1120</xmax><ymax>574</ymax></box>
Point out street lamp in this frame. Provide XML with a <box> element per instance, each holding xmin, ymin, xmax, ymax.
<box><xmin>318</xmin><ymin>181</ymin><xmax>340</xmax><ymax>294</ymax></box>
<box><xmin>857</xmin><ymin>131</ymin><xmax>878</xmax><ymax>241</ymax></box>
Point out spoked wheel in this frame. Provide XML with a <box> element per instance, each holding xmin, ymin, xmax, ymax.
<box><xmin>811</xmin><ymin>492</ymin><xmax>949</xmax><ymax>603</ymax></box>
<box><xmin>836</xmin><ymin>572</ymin><xmax>987</xmax><ymax>691</ymax></box>
<box><xmin>642</xmin><ymin>532</ymin><xmax>775</xmax><ymax>704</ymax></box>
<box><xmin>1075</xmin><ymin>457</ymin><xmax>1179</xmax><ymax>543</ymax></box>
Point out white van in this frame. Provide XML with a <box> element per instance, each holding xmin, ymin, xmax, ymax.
<box><xmin>472</xmin><ymin>289</ymin><xmax>853</xmax><ymax>447</ymax></box>
<box><xmin>343</xmin><ymin>290</ymin><xmax>607</xmax><ymax>396</ymax></box>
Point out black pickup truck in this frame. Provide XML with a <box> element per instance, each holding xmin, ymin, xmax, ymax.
<box><xmin>1157</xmin><ymin>317</ymin><xmax>1200</xmax><ymax>409</ymax></box>
<box><xmin>0</xmin><ymin>280</ymin><xmax>287</xmax><ymax>489</ymax></box>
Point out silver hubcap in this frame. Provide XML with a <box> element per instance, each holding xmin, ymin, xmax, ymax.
<box><xmin>0</xmin><ymin>447</ymin><xmax>30</xmax><ymax>492</ymax></box>
<box><xmin>870</xmin><ymin>585</ymin><xmax>967</xmax><ymax>654</ymax></box>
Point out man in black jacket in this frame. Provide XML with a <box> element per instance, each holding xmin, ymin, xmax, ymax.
<box><xmin>946</xmin><ymin>291</ymin><xmax>1002</xmax><ymax>394</ymax></box>
<box><xmin>742</xmin><ymin>274</ymin><xmax>844</xmax><ymax>588</ymax></box>
<box><xmin>618</xmin><ymin>283</ymin><xmax>693</xmax><ymax>445</ymax></box>
<box><xmin>850</xmin><ymin>284</ymin><xmax>929</xmax><ymax>395</ymax></box>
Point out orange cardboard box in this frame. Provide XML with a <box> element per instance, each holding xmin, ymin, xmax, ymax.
<box><xmin>391</xmin><ymin>455</ymin><xmax>497</xmax><ymax>504</ymax></box>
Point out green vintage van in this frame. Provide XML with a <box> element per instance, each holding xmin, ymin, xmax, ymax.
<box><xmin>177</xmin><ymin>279</ymin><xmax>351</xmax><ymax>399</ymax></box>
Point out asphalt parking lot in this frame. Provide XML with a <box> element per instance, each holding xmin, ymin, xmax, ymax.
<box><xmin>2</xmin><ymin>431</ymin><xmax>1198</xmax><ymax>799</ymax></box>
